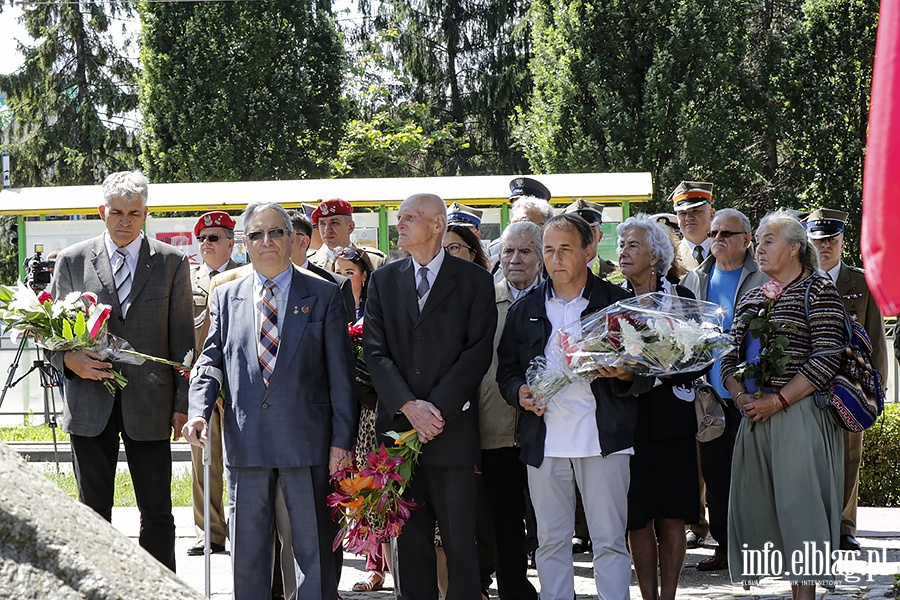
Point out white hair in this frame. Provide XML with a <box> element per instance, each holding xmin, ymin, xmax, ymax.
<box><xmin>511</xmin><ymin>196</ymin><xmax>554</xmax><ymax>223</ymax></box>
<box><xmin>617</xmin><ymin>213</ymin><xmax>676</xmax><ymax>277</ymax></box>
<box><xmin>102</xmin><ymin>170</ymin><xmax>148</xmax><ymax>206</ymax></box>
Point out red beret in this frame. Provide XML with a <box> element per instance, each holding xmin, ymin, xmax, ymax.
<box><xmin>194</xmin><ymin>211</ymin><xmax>237</xmax><ymax>238</ymax></box>
<box><xmin>311</xmin><ymin>198</ymin><xmax>353</xmax><ymax>225</ymax></box>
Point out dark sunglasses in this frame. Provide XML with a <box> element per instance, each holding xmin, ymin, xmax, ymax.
<box><xmin>444</xmin><ymin>242</ymin><xmax>472</xmax><ymax>255</ymax></box>
<box><xmin>196</xmin><ymin>234</ymin><xmax>229</xmax><ymax>243</ymax></box>
<box><xmin>246</xmin><ymin>228</ymin><xmax>287</xmax><ymax>242</ymax></box>
<box><xmin>707</xmin><ymin>230</ymin><xmax>748</xmax><ymax>239</ymax></box>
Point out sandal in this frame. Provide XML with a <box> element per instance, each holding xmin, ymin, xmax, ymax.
<box><xmin>351</xmin><ymin>572</ymin><xmax>385</xmax><ymax>592</ymax></box>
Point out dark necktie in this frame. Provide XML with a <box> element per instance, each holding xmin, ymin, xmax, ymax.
<box><xmin>114</xmin><ymin>247</ymin><xmax>132</xmax><ymax>316</ymax></box>
<box><xmin>258</xmin><ymin>279</ymin><xmax>278</xmax><ymax>386</ymax></box>
<box><xmin>693</xmin><ymin>245</ymin><xmax>705</xmax><ymax>264</ymax></box>
<box><xmin>416</xmin><ymin>267</ymin><xmax>430</xmax><ymax>299</ymax></box>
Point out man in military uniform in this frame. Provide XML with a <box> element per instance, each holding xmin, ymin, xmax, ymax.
<box><xmin>490</xmin><ymin>177</ymin><xmax>553</xmax><ymax>281</ymax></box>
<box><xmin>447</xmin><ymin>201</ymin><xmax>484</xmax><ymax>239</ymax></box>
<box><xmin>309</xmin><ymin>198</ymin><xmax>387</xmax><ymax>271</ymax></box>
<box><xmin>807</xmin><ymin>208</ymin><xmax>888</xmax><ymax>553</ymax></box>
<box><xmin>671</xmin><ymin>181</ymin><xmax>715</xmax><ymax>270</ymax></box>
<box><xmin>562</xmin><ymin>198</ymin><xmax>616</xmax><ymax>279</ymax></box>
<box><xmin>187</xmin><ymin>211</ymin><xmax>241</xmax><ymax>556</ymax></box>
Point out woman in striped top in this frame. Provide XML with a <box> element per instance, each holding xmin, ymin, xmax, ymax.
<box><xmin>721</xmin><ymin>211</ymin><xmax>846</xmax><ymax>599</ymax></box>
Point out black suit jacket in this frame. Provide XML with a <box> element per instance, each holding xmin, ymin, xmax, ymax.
<box><xmin>363</xmin><ymin>254</ymin><xmax>497</xmax><ymax>467</ymax></box>
<box><xmin>306</xmin><ymin>261</ymin><xmax>356</xmax><ymax>324</ymax></box>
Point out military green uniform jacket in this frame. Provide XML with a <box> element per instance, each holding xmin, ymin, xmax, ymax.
<box><xmin>836</xmin><ymin>262</ymin><xmax>888</xmax><ymax>385</ymax></box>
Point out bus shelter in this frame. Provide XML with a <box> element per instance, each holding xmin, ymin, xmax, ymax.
<box><xmin>0</xmin><ymin>172</ymin><xmax>653</xmax><ymax>279</ymax></box>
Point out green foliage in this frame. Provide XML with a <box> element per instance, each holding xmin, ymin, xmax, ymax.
<box><xmin>332</xmin><ymin>104</ymin><xmax>468</xmax><ymax>178</ymax></box>
<box><xmin>0</xmin><ymin>216</ymin><xmax>20</xmax><ymax>286</ymax></box>
<box><xmin>0</xmin><ymin>424</ymin><xmax>71</xmax><ymax>442</ymax></box>
<box><xmin>39</xmin><ymin>465</ymin><xmax>197</xmax><ymax>507</ymax></box>
<box><xmin>515</xmin><ymin>0</ymin><xmax>879</xmax><ymax>263</ymax></box>
<box><xmin>139</xmin><ymin>0</ymin><xmax>348</xmax><ymax>182</ymax></box>
<box><xmin>0</xmin><ymin>2</ymin><xmax>140</xmax><ymax>187</ymax></box>
<box><xmin>371</xmin><ymin>0</ymin><xmax>532</xmax><ymax>174</ymax></box>
<box><xmin>860</xmin><ymin>403</ymin><xmax>900</xmax><ymax>507</ymax></box>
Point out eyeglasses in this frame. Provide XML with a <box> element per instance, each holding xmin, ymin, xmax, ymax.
<box><xmin>197</xmin><ymin>234</ymin><xmax>229</xmax><ymax>243</ymax></box>
<box><xmin>334</xmin><ymin>245</ymin><xmax>360</xmax><ymax>260</ymax></box>
<box><xmin>707</xmin><ymin>230</ymin><xmax>748</xmax><ymax>239</ymax></box>
<box><xmin>444</xmin><ymin>243</ymin><xmax>472</xmax><ymax>255</ymax></box>
<box><xmin>245</xmin><ymin>228</ymin><xmax>287</xmax><ymax>242</ymax></box>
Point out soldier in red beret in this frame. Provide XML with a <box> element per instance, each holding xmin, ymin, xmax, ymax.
<box><xmin>187</xmin><ymin>210</ymin><xmax>242</xmax><ymax>557</ymax></box>
<box><xmin>309</xmin><ymin>199</ymin><xmax>386</xmax><ymax>271</ymax></box>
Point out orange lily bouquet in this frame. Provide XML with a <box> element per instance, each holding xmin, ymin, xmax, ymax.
<box><xmin>328</xmin><ymin>429</ymin><xmax>423</xmax><ymax>555</ymax></box>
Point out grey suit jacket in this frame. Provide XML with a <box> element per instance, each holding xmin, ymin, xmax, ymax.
<box><xmin>49</xmin><ymin>235</ymin><xmax>194</xmax><ymax>441</ymax></box>
<box><xmin>189</xmin><ymin>267</ymin><xmax>357</xmax><ymax>468</ymax></box>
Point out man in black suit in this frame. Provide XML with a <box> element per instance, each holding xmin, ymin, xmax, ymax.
<box><xmin>363</xmin><ymin>193</ymin><xmax>497</xmax><ymax>600</ymax></box>
<box><xmin>288</xmin><ymin>210</ymin><xmax>357</xmax><ymax>322</ymax></box>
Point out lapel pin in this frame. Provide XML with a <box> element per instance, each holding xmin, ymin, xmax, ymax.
<box><xmin>301</xmin><ymin>305</ymin><xmax>309</xmax><ymax>313</ymax></box>
<box><xmin>293</xmin><ymin>306</ymin><xmax>299</xmax><ymax>314</ymax></box>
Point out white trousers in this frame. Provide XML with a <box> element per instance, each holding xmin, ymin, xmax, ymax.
<box><xmin>527</xmin><ymin>454</ymin><xmax>632</xmax><ymax>600</ymax></box>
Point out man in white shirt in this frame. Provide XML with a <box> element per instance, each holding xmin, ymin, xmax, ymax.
<box><xmin>496</xmin><ymin>213</ymin><xmax>654</xmax><ymax>600</ymax></box>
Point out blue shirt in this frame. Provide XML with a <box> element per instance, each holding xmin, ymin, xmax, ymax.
<box><xmin>707</xmin><ymin>265</ymin><xmax>743</xmax><ymax>398</ymax></box>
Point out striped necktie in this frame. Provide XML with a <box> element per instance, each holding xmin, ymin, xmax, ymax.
<box><xmin>258</xmin><ymin>279</ymin><xmax>279</xmax><ymax>386</ymax></box>
<box><xmin>416</xmin><ymin>266</ymin><xmax>430</xmax><ymax>299</ymax></box>
<box><xmin>114</xmin><ymin>247</ymin><xmax>132</xmax><ymax>317</ymax></box>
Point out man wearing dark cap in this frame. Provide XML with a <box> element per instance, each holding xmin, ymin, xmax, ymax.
<box><xmin>310</xmin><ymin>198</ymin><xmax>387</xmax><ymax>271</ymax></box>
<box><xmin>509</xmin><ymin>176</ymin><xmax>551</xmax><ymax>203</ymax></box>
<box><xmin>187</xmin><ymin>211</ymin><xmax>241</xmax><ymax>557</ymax></box>
<box><xmin>671</xmin><ymin>181</ymin><xmax>715</xmax><ymax>270</ymax></box>
<box><xmin>302</xmin><ymin>202</ymin><xmax>323</xmax><ymax>257</ymax></box>
<box><xmin>447</xmin><ymin>201</ymin><xmax>484</xmax><ymax>239</ymax></box>
<box><xmin>490</xmin><ymin>177</ymin><xmax>554</xmax><ymax>281</ymax></box>
<box><xmin>562</xmin><ymin>198</ymin><xmax>616</xmax><ymax>278</ymax></box>
<box><xmin>807</xmin><ymin>208</ymin><xmax>888</xmax><ymax>553</ymax></box>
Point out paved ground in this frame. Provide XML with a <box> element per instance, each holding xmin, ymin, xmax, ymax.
<box><xmin>110</xmin><ymin>506</ymin><xmax>900</xmax><ymax>599</ymax></box>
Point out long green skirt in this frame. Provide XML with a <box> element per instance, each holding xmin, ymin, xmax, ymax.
<box><xmin>727</xmin><ymin>395</ymin><xmax>843</xmax><ymax>585</ymax></box>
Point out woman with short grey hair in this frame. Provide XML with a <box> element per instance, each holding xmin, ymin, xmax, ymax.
<box><xmin>617</xmin><ymin>213</ymin><xmax>703</xmax><ymax>600</ymax></box>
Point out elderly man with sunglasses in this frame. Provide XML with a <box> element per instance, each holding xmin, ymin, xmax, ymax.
<box><xmin>185</xmin><ymin>202</ymin><xmax>356</xmax><ymax>599</ymax></box>
<box><xmin>680</xmin><ymin>208</ymin><xmax>769</xmax><ymax>571</ymax></box>
<box><xmin>187</xmin><ymin>211</ymin><xmax>243</xmax><ymax>558</ymax></box>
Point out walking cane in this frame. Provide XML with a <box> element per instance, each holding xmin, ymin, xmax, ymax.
<box><xmin>203</xmin><ymin>441</ymin><xmax>212</xmax><ymax>599</ymax></box>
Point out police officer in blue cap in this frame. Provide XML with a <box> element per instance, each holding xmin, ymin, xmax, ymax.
<box><xmin>447</xmin><ymin>202</ymin><xmax>484</xmax><ymax>239</ymax></box>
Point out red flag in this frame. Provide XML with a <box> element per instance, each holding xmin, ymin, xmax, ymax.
<box><xmin>863</xmin><ymin>1</ymin><xmax>900</xmax><ymax>316</ymax></box>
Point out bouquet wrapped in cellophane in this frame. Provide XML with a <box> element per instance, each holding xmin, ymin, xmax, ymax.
<box><xmin>558</xmin><ymin>292</ymin><xmax>733</xmax><ymax>377</ymax></box>
<box><xmin>525</xmin><ymin>293</ymin><xmax>733</xmax><ymax>406</ymax></box>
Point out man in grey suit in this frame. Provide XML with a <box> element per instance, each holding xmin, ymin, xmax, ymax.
<box><xmin>49</xmin><ymin>170</ymin><xmax>194</xmax><ymax>571</ymax></box>
<box><xmin>184</xmin><ymin>202</ymin><xmax>356</xmax><ymax>600</ymax></box>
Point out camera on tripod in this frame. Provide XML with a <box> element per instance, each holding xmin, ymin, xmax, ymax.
<box><xmin>24</xmin><ymin>244</ymin><xmax>55</xmax><ymax>292</ymax></box>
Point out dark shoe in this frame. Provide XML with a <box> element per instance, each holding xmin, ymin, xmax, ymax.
<box><xmin>685</xmin><ymin>531</ymin><xmax>705</xmax><ymax>549</ymax></box>
<box><xmin>572</xmin><ymin>536</ymin><xmax>592</xmax><ymax>554</ymax></box>
<box><xmin>187</xmin><ymin>540</ymin><xmax>226</xmax><ymax>556</ymax></box>
<box><xmin>840</xmin><ymin>534</ymin><xmax>861</xmax><ymax>552</ymax></box>
<box><xmin>696</xmin><ymin>552</ymin><xmax>728</xmax><ymax>571</ymax></box>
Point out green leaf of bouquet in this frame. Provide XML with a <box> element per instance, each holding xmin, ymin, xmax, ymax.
<box><xmin>62</xmin><ymin>319</ymin><xmax>74</xmax><ymax>340</ymax></box>
<box><xmin>74</xmin><ymin>312</ymin><xmax>87</xmax><ymax>338</ymax></box>
<box><xmin>750</xmin><ymin>318</ymin><xmax>765</xmax><ymax>330</ymax></box>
